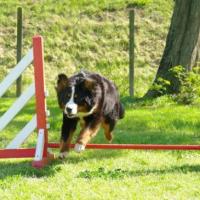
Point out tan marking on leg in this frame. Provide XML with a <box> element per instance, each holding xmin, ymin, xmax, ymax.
<box><xmin>59</xmin><ymin>140</ymin><xmax>70</xmax><ymax>159</ymax></box>
<box><xmin>101</xmin><ymin>121</ymin><xmax>113</xmax><ymax>142</ymax></box>
<box><xmin>60</xmin><ymin>132</ymin><xmax>74</xmax><ymax>153</ymax></box>
<box><xmin>60</xmin><ymin>140</ymin><xmax>67</xmax><ymax>153</ymax></box>
<box><xmin>76</xmin><ymin>124</ymin><xmax>100</xmax><ymax>146</ymax></box>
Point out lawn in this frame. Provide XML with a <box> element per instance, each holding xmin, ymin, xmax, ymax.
<box><xmin>1</xmin><ymin>0</ymin><xmax>200</xmax><ymax>199</ymax></box>
<box><xmin>0</xmin><ymin>97</ymin><xmax>200</xmax><ymax>200</ymax></box>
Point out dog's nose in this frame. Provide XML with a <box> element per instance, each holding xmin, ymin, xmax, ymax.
<box><xmin>66</xmin><ymin>107</ymin><xmax>72</xmax><ymax>114</ymax></box>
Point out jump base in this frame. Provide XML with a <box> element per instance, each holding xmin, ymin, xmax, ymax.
<box><xmin>32</xmin><ymin>152</ymin><xmax>55</xmax><ymax>169</ymax></box>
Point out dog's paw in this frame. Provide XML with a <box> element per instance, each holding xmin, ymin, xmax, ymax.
<box><xmin>108</xmin><ymin>139</ymin><xmax>112</xmax><ymax>144</ymax></box>
<box><xmin>74</xmin><ymin>143</ymin><xmax>85</xmax><ymax>153</ymax></box>
<box><xmin>58</xmin><ymin>151</ymin><xmax>69</xmax><ymax>159</ymax></box>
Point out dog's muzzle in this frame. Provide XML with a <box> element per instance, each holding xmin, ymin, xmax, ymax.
<box><xmin>64</xmin><ymin>103</ymin><xmax>78</xmax><ymax>118</ymax></box>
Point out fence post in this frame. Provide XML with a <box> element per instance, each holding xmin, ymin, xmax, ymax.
<box><xmin>16</xmin><ymin>7</ymin><xmax>23</xmax><ymax>97</ymax></box>
<box><xmin>129</xmin><ymin>8</ymin><xmax>135</xmax><ymax>97</ymax></box>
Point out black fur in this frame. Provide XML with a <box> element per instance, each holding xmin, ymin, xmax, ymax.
<box><xmin>61</xmin><ymin>114</ymin><xmax>78</xmax><ymax>141</ymax></box>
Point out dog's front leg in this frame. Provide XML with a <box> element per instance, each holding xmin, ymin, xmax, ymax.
<box><xmin>75</xmin><ymin>117</ymin><xmax>101</xmax><ymax>153</ymax></box>
<box><xmin>59</xmin><ymin>114</ymin><xmax>78</xmax><ymax>159</ymax></box>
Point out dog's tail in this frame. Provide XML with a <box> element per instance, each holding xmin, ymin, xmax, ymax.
<box><xmin>119</xmin><ymin>102</ymin><xmax>125</xmax><ymax>119</ymax></box>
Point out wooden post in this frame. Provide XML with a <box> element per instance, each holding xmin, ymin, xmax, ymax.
<box><xmin>16</xmin><ymin>7</ymin><xmax>23</xmax><ymax>97</ymax></box>
<box><xmin>129</xmin><ymin>8</ymin><xmax>135</xmax><ymax>97</ymax></box>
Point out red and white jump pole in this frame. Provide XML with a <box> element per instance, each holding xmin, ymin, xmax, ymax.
<box><xmin>32</xmin><ymin>36</ymin><xmax>54</xmax><ymax>168</ymax></box>
<box><xmin>1</xmin><ymin>35</ymin><xmax>200</xmax><ymax>170</ymax></box>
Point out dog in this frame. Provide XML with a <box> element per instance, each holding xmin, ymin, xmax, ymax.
<box><xmin>55</xmin><ymin>71</ymin><xmax>125</xmax><ymax>158</ymax></box>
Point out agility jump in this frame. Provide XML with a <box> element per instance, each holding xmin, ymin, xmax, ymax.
<box><xmin>0</xmin><ymin>35</ymin><xmax>200</xmax><ymax>169</ymax></box>
<box><xmin>0</xmin><ymin>36</ymin><xmax>53</xmax><ymax>168</ymax></box>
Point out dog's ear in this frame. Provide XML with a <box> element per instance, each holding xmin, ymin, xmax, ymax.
<box><xmin>84</xmin><ymin>78</ymin><xmax>96</xmax><ymax>90</ymax></box>
<box><xmin>55</xmin><ymin>73</ymin><xmax>69</xmax><ymax>92</ymax></box>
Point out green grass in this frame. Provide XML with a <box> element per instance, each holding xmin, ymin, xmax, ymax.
<box><xmin>0</xmin><ymin>0</ymin><xmax>173</xmax><ymax>97</ymax></box>
<box><xmin>1</xmin><ymin>97</ymin><xmax>200</xmax><ymax>199</ymax></box>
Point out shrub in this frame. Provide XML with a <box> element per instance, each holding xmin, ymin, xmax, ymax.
<box><xmin>169</xmin><ymin>66</ymin><xmax>200</xmax><ymax>104</ymax></box>
<box><xmin>150</xmin><ymin>65</ymin><xmax>200</xmax><ymax>104</ymax></box>
<box><xmin>150</xmin><ymin>77</ymin><xmax>170</xmax><ymax>96</ymax></box>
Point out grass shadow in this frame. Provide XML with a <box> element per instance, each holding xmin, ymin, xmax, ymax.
<box><xmin>0</xmin><ymin>149</ymin><xmax>126</xmax><ymax>179</ymax></box>
<box><xmin>77</xmin><ymin>164</ymin><xmax>200</xmax><ymax>179</ymax></box>
<box><xmin>0</xmin><ymin>159</ymin><xmax>62</xmax><ymax>179</ymax></box>
<box><xmin>63</xmin><ymin>149</ymin><xmax>126</xmax><ymax>164</ymax></box>
<box><xmin>131</xmin><ymin>164</ymin><xmax>200</xmax><ymax>176</ymax></box>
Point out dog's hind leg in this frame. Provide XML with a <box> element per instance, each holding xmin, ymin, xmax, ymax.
<box><xmin>101</xmin><ymin>118</ymin><xmax>116</xmax><ymax>143</ymax></box>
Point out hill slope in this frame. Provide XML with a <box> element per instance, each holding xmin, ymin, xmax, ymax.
<box><xmin>0</xmin><ymin>0</ymin><xmax>173</xmax><ymax>96</ymax></box>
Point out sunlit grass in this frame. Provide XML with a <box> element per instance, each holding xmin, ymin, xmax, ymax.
<box><xmin>0</xmin><ymin>97</ymin><xmax>200</xmax><ymax>199</ymax></box>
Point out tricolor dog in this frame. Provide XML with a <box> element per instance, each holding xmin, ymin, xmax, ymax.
<box><xmin>55</xmin><ymin>71</ymin><xmax>125</xmax><ymax>158</ymax></box>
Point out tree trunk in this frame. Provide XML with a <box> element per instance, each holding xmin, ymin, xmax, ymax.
<box><xmin>146</xmin><ymin>0</ymin><xmax>200</xmax><ymax>97</ymax></box>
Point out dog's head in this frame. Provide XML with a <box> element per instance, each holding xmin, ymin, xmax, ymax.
<box><xmin>55</xmin><ymin>73</ymin><xmax>97</xmax><ymax>118</ymax></box>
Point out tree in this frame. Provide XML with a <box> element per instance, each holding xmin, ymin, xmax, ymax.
<box><xmin>146</xmin><ymin>0</ymin><xmax>200</xmax><ymax>97</ymax></box>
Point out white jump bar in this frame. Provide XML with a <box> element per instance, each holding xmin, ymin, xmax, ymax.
<box><xmin>0</xmin><ymin>48</ymin><xmax>33</xmax><ymax>97</ymax></box>
<box><xmin>0</xmin><ymin>83</ymin><xmax>35</xmax><ymax>131</ymax></box>
<box><xmin>6</xmin><ymin>115</ymin><xmax>37</xmax><ymax>149</ymax></box>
